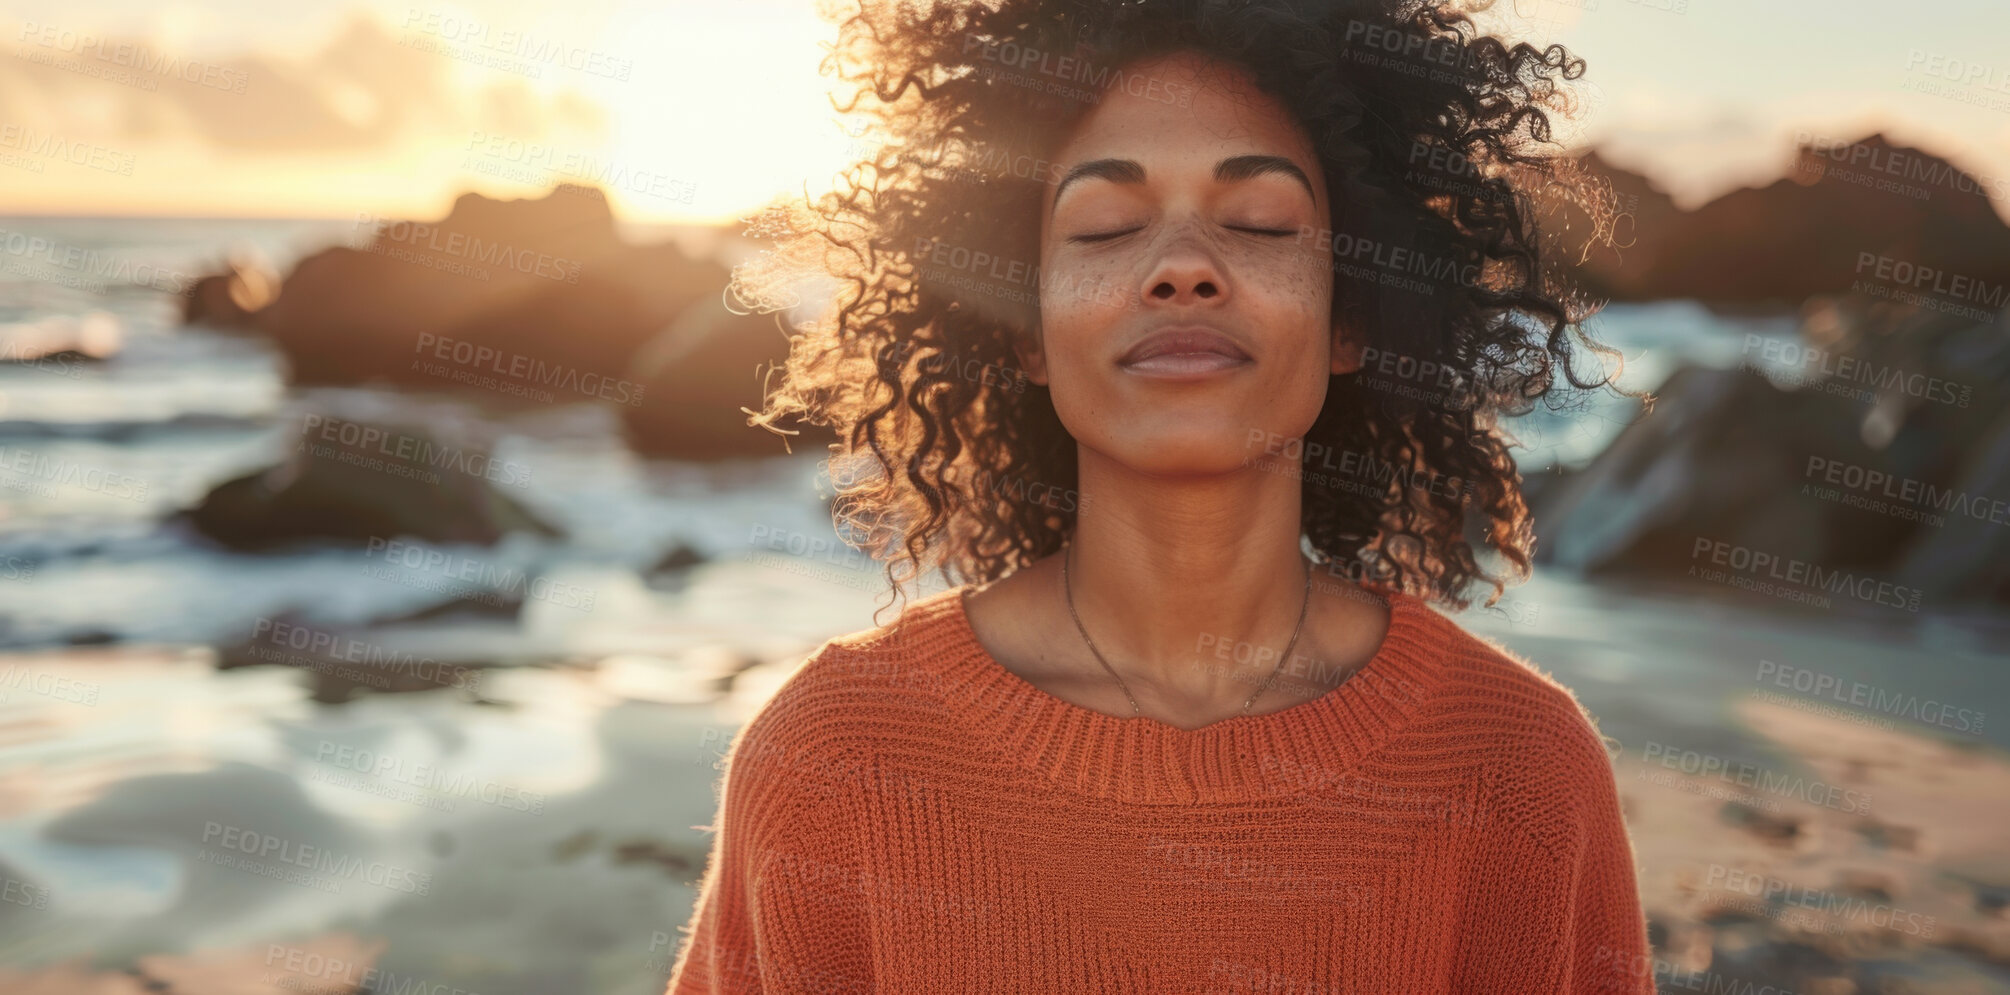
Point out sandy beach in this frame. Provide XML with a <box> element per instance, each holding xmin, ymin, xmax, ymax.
<box><xmin>0</xmin><ymin>564</ymin><xmax>2004</xmax><ymax>994</ymax></box>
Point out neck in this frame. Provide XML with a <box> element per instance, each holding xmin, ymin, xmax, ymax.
<box><xmin>1064</xmin><ymin>445</ymin><xmax>1312</xmax><ymax>705</ymax></box>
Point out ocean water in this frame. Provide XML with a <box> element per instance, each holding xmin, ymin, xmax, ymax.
<box><xmin>2</xmin><ymin>217</ymin><xmax>2005</xmax><ymax>994</ymax></box>
<box><xmin>0</xmin><ymin>216</ymin><xmax>887</xmax><ymax>655</ymax></box>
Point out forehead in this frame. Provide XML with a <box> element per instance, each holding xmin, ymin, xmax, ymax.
<box><xmin>1046</xmin><ymin>50</ymin><xmax>1323</xmax><ymax>195</ymax></box>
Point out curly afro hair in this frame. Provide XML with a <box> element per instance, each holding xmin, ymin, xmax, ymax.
<box><xmin>736</xmin><ymin>0</ymin><xmax>1628</xmax><ymax>624</ymax></box>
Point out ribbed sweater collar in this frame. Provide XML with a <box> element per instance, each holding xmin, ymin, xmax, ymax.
<box><xmin>901</xmin><ymin>582</ymin><xmax>1448</xmax><ymax>806</ymax></box>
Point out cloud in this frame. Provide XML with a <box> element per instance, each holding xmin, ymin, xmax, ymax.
<box><xmin>0</xmin><ymin>11</ymin><xmax>607</xmax><ymax>155</ymax></box>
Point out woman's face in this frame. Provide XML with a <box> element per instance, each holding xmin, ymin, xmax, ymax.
<box><xmin>1023</xmin><ymin>49</ymin><xmax>1358</xmax><ymax>477</ymax></box>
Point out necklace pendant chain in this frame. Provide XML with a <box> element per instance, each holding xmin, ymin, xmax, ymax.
<box><xmin>1061</xmin><ymin>543</ymin><xmax>1314</xmax><ymax>722</ymax></box>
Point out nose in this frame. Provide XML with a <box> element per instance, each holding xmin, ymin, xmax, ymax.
<box><xmin>1141</xmin><ymin>233</ymin><xmax>1229</xmax><ymax>307</ymax></box>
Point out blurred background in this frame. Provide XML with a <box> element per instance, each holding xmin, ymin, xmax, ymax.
<box><xmin>0</xmin><ymin>0</ymin><xmax>2006</xmax><ymax>992</ymax></box>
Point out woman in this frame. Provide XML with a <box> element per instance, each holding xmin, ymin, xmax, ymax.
<box><xmin>670</xmin><ymin>0</ymin><xmax>1649</xmax><ymax>991</ymax></box>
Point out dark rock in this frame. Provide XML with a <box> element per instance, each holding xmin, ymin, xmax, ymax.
<box><xmin>246</xmin><ymin>185</ymin><xmax>646</xmax><ymax>385</ymax></box>
<box><xmin>181</xmin><ymin>253</ymin><xmax>278</xmax><ymax>330</ymax></box>
<box><xmin>611</xmin><ymin>837</ymin><xmax>693</xmax><ymax>874</ymax></box>
<box><xmin>617</xmin><ymin>301</ymin><xmax>812</xmax><ymax>460</ymax></box>
<box><xmin>1894</xmin><ymin>402</ymin><xmax>2010</xmax><ymax>605</ymax></box>
<box><xmin>177</xmin><ymin>183</ymin><xmax>809</xmax><ymax>459</ymax></box>
<box><xmin>1719</xmin><ymin>801</ymin><xmax>1802</xmax><ymax>846</ymax></box>
<box><xmin>1570</xmin><ymin>134</ymin><xmax>2010</xmax><ymax>306</ymax></box>
<box><xmin>1529</xmin><ymin>298</ymin><xmax>2010</xmax><ymax>608</ymax></box>
<box><xmin>179</xmin><ymin>414</ymin><xmax>560</xmax><ymax>551</ymax></box>
<box><xmin>1530</xmin><ymin>363</ymin><xmax>1879</xmax><ymax>576</ymax></box>
<box><xmin>651</xmin><ymin>546</ymin><xmax>707</xmax><ymax>574</ymax></box>
<box><xmin>1513</xmin><ymin>463</ymin><xmax>1576</xmax><ymax>512</ymax></box>
<box><xmin>370</xmin><ymin>590</ymin><xmax>524</xmax><ymax>624</ymax></box>
<box><xmin>1967</xmin><ymin>878</ymin><xmax>2009</xmax><ymax>918</ymax></box>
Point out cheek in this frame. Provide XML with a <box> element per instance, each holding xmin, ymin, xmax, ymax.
<box><xmin>1239</xmin><ymin>245</ymin><xmax>1333</xmax><ymax>341</ymax></box>
<box><xmin>1037</xmin><ymin>252</ymin><xmax>1133</xmax><ymax>353</ymax></box>
<box><xmin>1254</xmin><ymin>240</ymin><xmax>1334</xmax><ymax>319</ymax></box>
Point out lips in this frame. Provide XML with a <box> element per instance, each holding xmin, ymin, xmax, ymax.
<box><xmin>1116</xmin><ymin>327</ymin><xmax>1252</xmax><ymax>366</ymax></box>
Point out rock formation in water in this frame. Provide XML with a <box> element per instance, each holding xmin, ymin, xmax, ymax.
<box><xmin>1562</xmin><ymin>135</ymin><xmax>2010</xmax><ymax>307</ymax></box>
<box><xmin>1530</xmin><ymin>297</ymin><xmax>2010</xmax><ymax>608</ymax></box>
<box><xmin>180</xmin><ymin>413</ymin><xmax>561</xmax><ymax>550</ymax></box>
<box><xmin>181</xmin><ymin>184</ymin><xmax>807</xmax><ymax>460</ymax></box>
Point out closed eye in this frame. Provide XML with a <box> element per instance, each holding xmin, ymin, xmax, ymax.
<box><xmin>1227</xmin><ymin>225</ymin><xmax>1296</xmax><ymax>237</ymax></box>
<box><xmin>1068</xmin><ymin>226</ymin><xmax>1144</xmax><ymax>244</ymax></box>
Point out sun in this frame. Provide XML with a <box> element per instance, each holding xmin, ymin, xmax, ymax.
<box><xmin>567</xmin><ymin>3</ymin><xmax>862</xmax><ymax>225</ymax></box>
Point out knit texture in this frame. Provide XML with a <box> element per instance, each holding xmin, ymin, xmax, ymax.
<box><xmin>665</xmin><ymin>583</ymin><xmax>1653</xmax><ymax>994</ymax></box>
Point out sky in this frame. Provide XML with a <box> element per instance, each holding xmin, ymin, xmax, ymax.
<box><xmin>1</xmin><ymin>0</ymin><xmax>2006</xmax><ymax>223</ymax></box>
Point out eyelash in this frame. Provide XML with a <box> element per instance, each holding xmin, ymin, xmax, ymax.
<box><xmin>1068</xmin><ymin>224</ymin><xmax>1294</xmax><ymax>243</ymax></box>
<box><xmin>1069</xmin><ymin>227</ymin><xmax>1143</xmax><ymax>243</ymax></box>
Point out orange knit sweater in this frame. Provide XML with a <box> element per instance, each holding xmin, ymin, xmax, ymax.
<box><xmin>665</xmin><ymin>584</ymin><xmax>1653</xmax><ymax>993</ymax></box>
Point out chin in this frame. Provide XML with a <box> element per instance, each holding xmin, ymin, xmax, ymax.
<box><xmin>1113</xmin><ymin>433</ymin><xmax>1258</xmax><ymax>476</ymax></box>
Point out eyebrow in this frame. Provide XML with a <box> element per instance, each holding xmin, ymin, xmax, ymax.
<box><xmin>1050</xmin><ymin>158</ymin><xmax>1146</xmax><ymax>210</ymax></box>
<box><xmin>1049</xmin><ymin>154</ymin><xmax>1318</xmax><ymax>215</ymax></box>
<box><xmin>1216</xmin><ymin>155</ymin><xmax>1318</xmax><ymax>203</ymax></box>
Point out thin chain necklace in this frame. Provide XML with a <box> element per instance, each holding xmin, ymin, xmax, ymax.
<box><xmin>1060</xmin><ymin>541</ymin><xmax>1314</xmax><ymax>721</ymax></box>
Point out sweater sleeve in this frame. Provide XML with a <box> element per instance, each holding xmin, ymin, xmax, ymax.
<box><xmin>664</xmin><ymin>658</ymin><xmax>876</xmax><ymax>994</ymax></box>
<box><xmin>1561</xmin><ymin>758</ymin><xmax>1655</xmax><ymax>994</ymax></box>
<box><xmin>1450</xmin><ymin>708</ymin><xmax>1653</xmax><ymax>993</ymax></box>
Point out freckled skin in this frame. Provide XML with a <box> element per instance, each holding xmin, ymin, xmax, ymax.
<box><xmin>1015</xmin><ymin>50</ymin><xmax>1364</xmax><ymax>477</ymax></box>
